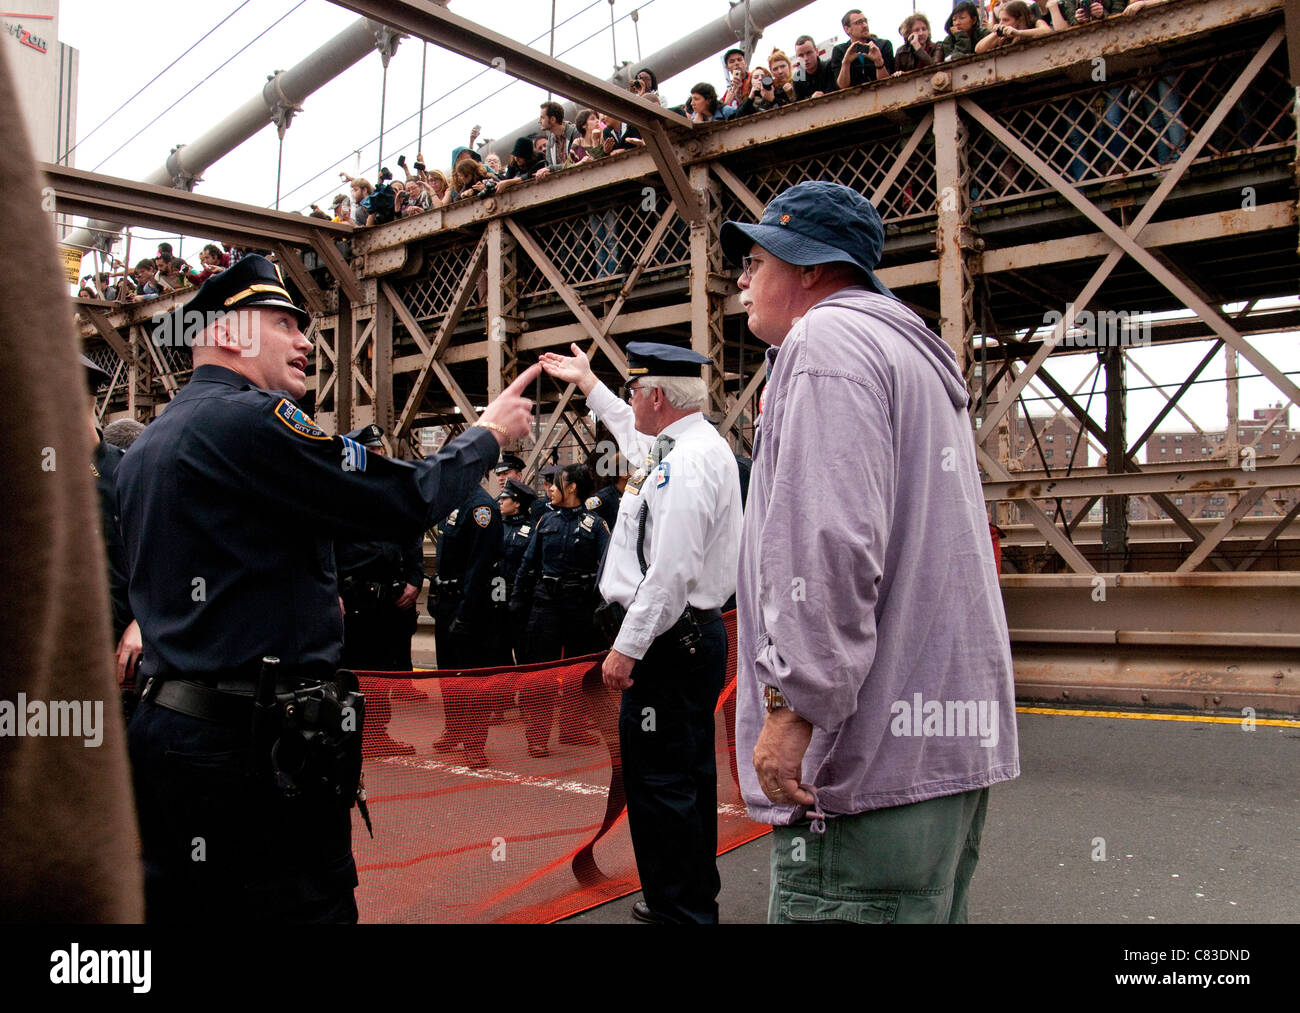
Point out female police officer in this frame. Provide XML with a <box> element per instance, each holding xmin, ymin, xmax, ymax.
<box><xmin>509</xmin><ymin>462</ymin><xmax>608</xmax><ymax>757</ymax></box>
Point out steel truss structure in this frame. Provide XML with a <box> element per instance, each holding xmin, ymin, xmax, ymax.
<box><xmin>69</xmin><ymin>0</ymin><xmax>1300</xmax><ymax>705</ymax></box>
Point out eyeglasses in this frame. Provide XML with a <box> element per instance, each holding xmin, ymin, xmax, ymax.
<box><xmin>622</xmin><ymin>381</ymin><xmax>642</xmax><ymax>401</ymax></box>
<box><xmin>739</xmin><ymin>255</ymin><xmax>759</xmax><ymax>281</ymax></box>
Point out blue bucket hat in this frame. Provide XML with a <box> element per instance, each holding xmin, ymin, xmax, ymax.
<box><xmin>719</xmin><ymin>180</ymin><xmax>893</xmax><ymax>299</ymax></box>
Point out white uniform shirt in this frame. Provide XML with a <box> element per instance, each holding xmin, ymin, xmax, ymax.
<box><xmin>587</xmin><ymin>381</ymin><xmax>742</xmax><ymax>659</ymax></box>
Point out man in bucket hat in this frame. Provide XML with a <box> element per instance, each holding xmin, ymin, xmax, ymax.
<box><xmin>722</xmin><ymin>181</ymin><xmax>1019</xmax><ymax>923</ymax></box>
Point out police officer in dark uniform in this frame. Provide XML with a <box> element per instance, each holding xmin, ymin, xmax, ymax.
<box><xmin>116</xmin><ymin>254</ymin><xmax>539</xmax><ymax>922</ymax></box>
<box><xmin>83</xmin><ymin>355</ymin><xmax>144</xmax><ymax>691</ymax></box>
<box><xmin>510</xmin><ymin>462</ymin><xmax>607</xmax><ymax>757</ymax></box>
<box><xmin>535</xmin><ymin>464</ymin><xmax>560</xmax><ymax>521</ymax></box>
<box><xmin>336</xmin><ymin>423</ymin><xmax>423</xmax><ymax>757</ymax></box>
<box><xmin>585</xmin><ymin>473</ymin><xmax>626</xmax><ymax>533</ymax></box>
<box><xmin>429</xmin><ymin>475</ymin><xmax>507</xmax><ymax>769</ymax></box>
<box><xmin>83</xmin><ymin>357</ymin><xmax>132</xmax><ymax>645</ymax></box>
<box><xmin>497</xmin><ymin>477</ymin><xmax>538</xmax><ymax>661</ymax></box>
<box><xmin>492</xmin><ymin>452</ymin><xmax>526</xmax><ymax>496</ymax></box>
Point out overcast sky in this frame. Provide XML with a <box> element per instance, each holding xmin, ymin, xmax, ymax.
<box><xmin>58</xmin><ymin>0</ymin><xmax>1298</xmax><ymax>443</ymax></box>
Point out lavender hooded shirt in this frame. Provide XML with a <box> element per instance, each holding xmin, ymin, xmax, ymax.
<box><xmin>736</xmin><ymin>286</ymin><xmax>1020</xmax><ymax>825</ymax></box>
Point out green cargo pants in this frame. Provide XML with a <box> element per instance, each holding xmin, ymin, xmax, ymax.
<box><xmin>768</xmin><ymin>787</ymin><xmax>989</xmax><ymax>924</ymax></box>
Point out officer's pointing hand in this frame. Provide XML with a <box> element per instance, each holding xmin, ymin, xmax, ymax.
<box><xmin>476</xmin><ymin>363</ymin><xmax>542</xmax><ymax>445</ymax></box>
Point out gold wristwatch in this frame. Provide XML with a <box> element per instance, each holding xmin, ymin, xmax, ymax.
<box><xmin>763</xmin><ymin>685</ymin><xmax>789</xmax><ymax>713</ymax></box>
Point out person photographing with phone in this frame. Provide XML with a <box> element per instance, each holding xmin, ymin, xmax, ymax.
<box><xmin>831</xmin><ymin>9</ymin><xmax>894</xmax><ymax>88</ymax></box>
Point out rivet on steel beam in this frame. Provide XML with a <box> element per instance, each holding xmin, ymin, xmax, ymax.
<box><xmin>932</xmin><ymin>71</ymin><xmax>951</xmax><ymax>93</ymax></box>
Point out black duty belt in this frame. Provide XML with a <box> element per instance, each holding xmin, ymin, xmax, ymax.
<box><xmin>541</xmin><ymin>573</ymin><xmax>597</xmax><ymax>587</ymax></box>
<box><xmin>686</xmin><ymin>606</ymin><xmax>722</xmax><ymax>624</ymax></box>
<box><xmin>147</xmin><ymin>674</ymin><xmax>325</xmax><ymax>724</ymax></box>
<box><xmin>151</xmin><ymin>680</ymin><xmax>256</xmax><ymax>724</ymax></box>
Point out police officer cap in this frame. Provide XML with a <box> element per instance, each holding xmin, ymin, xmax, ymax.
<box><xmin>79</xmin><ymin>353</ymin><xmax>110</xmax><ymax>393</ymax></box>
<box><xmin>183</xmin><ymin>254</ymin><xmax>311</xmax><ymax>329</ymax></box>
<box><xmin>344</xmin><ymin>423</ymin><xmax>385</xmax><ymax>447</ymax></box>
<box><xmin>499</xmin><ymin>478</ymin><xmax>538</xmax><ymax>505</ymax></box>
<box><xmin>494</xmin><ymin>453</ymin><xmax>525</xmax><ymax>474</ymax></box>
<box><xmin>625</xmin><ymin>341</ymin><xmax>711</xmax><ymax>378</ymax></box>
<box><xmin>540</xmin><ymin>464</ymin><xmax>561</xmax><ymax>482</ymax></box>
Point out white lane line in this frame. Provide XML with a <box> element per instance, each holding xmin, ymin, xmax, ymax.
<box><xmin>371</xmin><ymin>754</ymin><xmax>749</xmax><ymax>816</ymax></box>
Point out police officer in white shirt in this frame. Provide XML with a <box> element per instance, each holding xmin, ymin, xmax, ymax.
<box><xmin>539</xmin><ymin>341</ymin><xmax>741</xmax><ymax>924</ymax></box>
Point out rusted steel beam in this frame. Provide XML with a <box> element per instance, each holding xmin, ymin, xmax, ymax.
<box><xmin>1178</xmin><ymin>439</ymin><xmax>1300</xmax><ymax>571</ymax></box>
<box><xmin>329</xmin><ymin>0</ymin><xmax>691</xmax><ymax>134</ymax></box>
<box><xmin>984</xmin><ymin>463</ymin><xmax>1300</xmax><ymax>502</ymax></box>
<box><xmin>393</xmin><ymin>233</ymin><xmax>488</xmax><ymax>436</ymax></box>
<box><xmin>309</xmin><ymin>232</ymin><xmax>364</xmax><ymax>305</ymax></box>
<box><xmin>504</xmin><ymin>218</ymin><xmax>629</xmax><ymax>375</ymax></box>
<box><xmin>968</xmin><ymin>27</ymin><xmax>1296</xmax><ymax>442</ymax></box>
<box><xmin>44</xmin><ymin>163</ymin><xmax>351</xmax><ymax>249</ymax></box>
<box><xmin>271</xmin><ymin>243</ymin><xmax>329</xmax><ymax>316</ymax></box>
<box><xmin>81</xmin><ymin>307</ymin><xmax>132</xmax><ymax>363</ymax></box>
<box><xmin>979</xmin><ymin>203</ymin><xmax>1297</xmax><ymax>274</ymax></box>
<box><xmin>978</xmin><ymin>446</ymin><xmax>1097</xmax><ymax>574</ymax></box>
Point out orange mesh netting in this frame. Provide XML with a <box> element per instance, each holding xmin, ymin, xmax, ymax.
<box><xmin>351</xmin><ymin>611</ymin><xmax>766</xmax><ymax>923</ymax></box>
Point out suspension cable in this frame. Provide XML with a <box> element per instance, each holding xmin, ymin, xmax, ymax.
<box><xmin>93</xmin><ymin>0</ymin><xmax>307</xmax><ymax>174</ymax></box>
<box><xmin>279</xmin><ymin>0</ymin><xmax>610</xmax><ymax>208</ymax></box>
<box><xmin>61</xmin><ymin>0</ymin><xmax>253</xmax><ymax>164</ymax></box>
<box><xmin>300</xmin><ymin>0</ymin><xmax>658</xmax><ymax>211</ymax></box>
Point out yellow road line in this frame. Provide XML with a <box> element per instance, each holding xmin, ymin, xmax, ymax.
<box><xmin>1016</xmin><ymin>705</ymin><xmax>1300</xmax><ymax>728</ymax></box>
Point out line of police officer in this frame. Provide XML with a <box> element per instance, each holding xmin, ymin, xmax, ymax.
<box><xmin>425</xmin><ymin>454</ymin><xmax>621</xmax><ymax>766</ymax></box>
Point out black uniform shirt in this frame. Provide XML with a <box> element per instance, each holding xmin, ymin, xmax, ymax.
<box><xmin>117</xmin><ymin>364</ymin><xmax>497</xmax><ymax>678</ymax></box>
<box><xmin>433</xmin><ymin>486</ymin><xmax>503</xmax><ymax>626</ymax></box>
<box><xmin>585</xmin><ymin>484</ymin><xmax>622</xmax><ymax>532</ymax></box>
<box><xmin>93</xmin><ymin>436</ymin><xmax>132</xmax><ymax>642</ymax></box>
<box><xmin>500</xmin><ymin>512</ymin><xmax>534</xmax><ymax>588</ymax></box>
<box><xmin>336</xmin><ymin>534</ymin><xmax>425</xmax><ymax>588</ymax></box>
<box><xmin>512</xmin><ymin>505</ymin><xmax>610</xmax><ymax>607</ymax></box>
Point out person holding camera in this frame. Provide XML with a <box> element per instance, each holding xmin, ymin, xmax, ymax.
<box><xmin>831</xmin><ymin>9</ymin><xmax>895</xmax><ymax>89</ymax></box>
<box><xmin>628</xmin><ymin>66</ymin><xmax>659</xmax><ymax>104</ymax></box>
<box><xmin>736</xmin><ymin>65</ymin><xmax>792</xmax><ymax>117</ymax></box>
<box><xmin>538</xmin><ymin>341</ymin><xmax>741</xmax><ymax>925</ymax></box>
<box><xmin>1067</xmin><ymin>0</ymin><xmax>1129</xmax><ymax>24</ymax></box>
<box><xmin>976</xmin><ymin>0</ymin><xmax>1054</xmax><ymax>52</ymax></box>
<box><xmin>720</xmin><ymin>48</ymin><xmax>751</xmax><ymax>110</ymax></box>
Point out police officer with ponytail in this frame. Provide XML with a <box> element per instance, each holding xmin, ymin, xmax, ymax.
<box><xmin>510</xmin><ymin>462</ymin><xmax>608</xmax><ymax>757</ymax></box>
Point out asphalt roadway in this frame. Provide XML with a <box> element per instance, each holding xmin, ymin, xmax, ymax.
<box><xmin>563</xmin><ymin>708</ymin><xmax>1300</xmax><ymax>924</ymax></box>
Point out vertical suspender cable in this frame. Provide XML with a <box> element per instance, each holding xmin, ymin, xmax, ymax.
<box><xmin>548</xmin><ymin>0</ymin><xmax>557</xmax><ymax>101</ymax></box>
<box><xmin>631</xmin><ymin>7</ymin><xmax>641</xmax><ymax>63</ymax></box>
<box><xmin>275</xmin><ymin>131</ymin><xmax>285</xmax><ymax>210</ymax></box>
<box><xmin>418</xmin><ymin>41</ymin><xmax>427</xmax><ymax>152</ymax></box>
<box><xmin>378</xmin><ymin>58</ymin><xmax>389</xmax><ymax>173</ymax></box>
<box><xmin>608</xmin><ymin>0</ymin><xmax>618</xmax><ymax>75</ymax></box>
